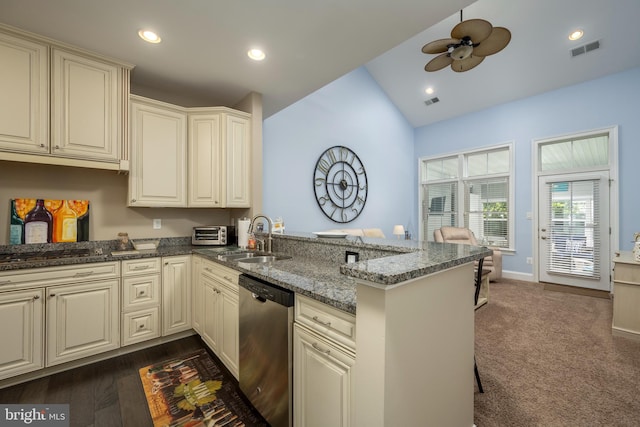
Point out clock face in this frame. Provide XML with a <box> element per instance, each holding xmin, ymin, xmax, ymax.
<box><xmin>313</xmin><ymin>146</ymin><xmax>368</xmax><ymax>223</ymax></box>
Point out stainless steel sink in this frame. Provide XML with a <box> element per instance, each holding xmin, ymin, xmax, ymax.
<box><xmin>218</xmin><ymin>252</ymin><xmax>292</xmax><ymax>263</ymax></box>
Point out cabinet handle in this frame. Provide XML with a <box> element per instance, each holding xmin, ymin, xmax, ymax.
<box><xmin>54</xmin><ymin>145</ymin><xmax>60</xmax><ymax>150</ymax></box>
<box><xmin>204</xmin><ymin>267</ymin><xmax>213</xmax><ymax>273</ymax></box>
<box><xmin>223</xmin><ymin>276</ymin><xmax>234</xmax><ymax>282</ymax></box>
<box><xmin>40</xmin><ymin>143</ymin><xmax>45</xmax><ymax>148</ymax></box>
<box><xmin>312</xmin><ymin>342</ymin><xmax>331</xmax><ymax>355</ymax></box>
<box><xmin>131</xmin><ymin>198</ymin><xmax>137</xmax><ymax>203</ymax></box>
<box><xmin>139</xmin><ymin>324</ymin><xmax>145</xmax><ymax>329</ymax></box>
<box><xmin>312</xmin><ymin>316</ymin><xmax>332</xmax><ymax>327</ymax></box>
<box><xmin>164</xmin><ymin>262</ymin><xmax>169</xmax><ymax>266</ymax></box>
<box><xmin>74</xmin><ymin>271</ymin><xmax>94</xmax><ymax>277</ymax></box>
<box><xmin>138</xmin><ymin>291</ymin><xmax>145</xmax><ymax>296</ymax></box>
<box><xmin>132</xmin><ymin>266</ymin><xmax>149</xmax><ymax>270</ymax></box>
<box><xmin>33</xmin><ymin>295</ymin><xmax>40</xmax><ymax>300</ymax></box>
<box><xmin>49</xmin><ymin>293</ymin><xmax>56</xmax><ymax>297</ymax></box>
<box><xmin>0</xmin><ymin>280</ymin><xmax>11</xmax><ymax>285</ymax></box>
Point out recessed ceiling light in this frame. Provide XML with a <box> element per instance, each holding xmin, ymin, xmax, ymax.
<box><xmin>425</xmin><ymin>87</ymin><xmax>434</xmax><ymax>95</ymax></box>
<box><xmin>138</xmin><ymin>29</ymin><xmax>161</xmax><ymax>44</ymax></box>
<box><xmin>568</xmin><ymin>29</ymin><xmax>584</xmax><ymax>41</ymax></box>
<box><xmin>247</xmin><ymin>48</ymin><xmax>266</xmax><ymax>61</ymax></box>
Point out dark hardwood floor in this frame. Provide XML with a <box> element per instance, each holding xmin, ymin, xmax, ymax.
<box><xmin>0</xmin><ymin>336</ymin><xmax>260</xmax><ymax>427</ymax></box>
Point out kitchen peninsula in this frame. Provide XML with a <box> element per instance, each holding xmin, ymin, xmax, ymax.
<box><xmin>0</xmin><ymin>233</ymin><xmax>490</xmax><ymax>427</ymax></box>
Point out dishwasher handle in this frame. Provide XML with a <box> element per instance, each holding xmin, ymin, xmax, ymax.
<box><xmin>252</xmin><ymin>293</ymin><xmax>268</xmax><ymax>303</ymax></box>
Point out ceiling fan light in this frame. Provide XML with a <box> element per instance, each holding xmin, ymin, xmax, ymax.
<box><xmin>450</xmin><ymin>45</ymin><xmax>473</xmax><ymax>60</ymax></box>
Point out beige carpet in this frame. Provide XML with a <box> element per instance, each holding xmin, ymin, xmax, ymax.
<box><xmin>474</xmin><ymin>279</ymin><xmax>640</xmax><ymax>426</ymax></box>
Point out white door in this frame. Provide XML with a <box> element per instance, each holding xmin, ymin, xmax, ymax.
<box><xmin>538</xmin><ymin>172</ymin><xmax>610</xmax><ymax>291</ymax></box>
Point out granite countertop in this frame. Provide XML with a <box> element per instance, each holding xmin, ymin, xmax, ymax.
<box><xmin>0</xmin><ymin>235</ymin><xmax>492</xmax><ymax>314</ymax></box>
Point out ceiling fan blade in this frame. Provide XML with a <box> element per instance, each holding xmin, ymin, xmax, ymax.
<box><xmin>421</xmin><ymin>38</ymin><xmax>459</xmax><ymax>54</ymax></box>
<box><xmin>451</xmin><ymin>55</ymin><xmax>484</xmax><ymax>72</ymax></box>
<box><xmin>451</xmin><ymin>19</ymin><xmax>493</xmax><ymax>43</ymax></box>
<box><xmin>472</xmin><ymin>27</ymin><xmax>511</xmax><ymax>56</ymax></box>
<box><xmin>425</xmin><ymin>53</ymin><xmax>453</xmax><ymax>72</ymax></box>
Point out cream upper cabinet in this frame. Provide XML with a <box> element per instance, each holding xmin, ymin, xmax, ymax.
<box><xmin>188</xmin><ymin>112</ymin><xmax>222</xmax><ymax>207</ymax></box>
<box><xmin>130</xmin><ymin>95</ymin><xmax>251</xmax><ymax>208</ymax></box>
<box><xmin>50</xmin><ymin>48</ymin><xmax>121</xmax><ymax>162</ymax></box>
<box><xmin>0</xmin><ymin>30</ymin><xmax>48</xmax><ymax>154</ymax></box>
<box><xmin>129</xmin><ymin>96</ymin><xmax>187</xmax><ymax>207</ymax></box>
<box><xmin>0</xmin><ymin>25</ymin><xmax>132</xmax><ymax>171</ymax></box>
<box><xmin>188</xmin><ymin>109</ymin><xmax>251</xmax><ymax>207</ymax></box>
<box><xmin>224</xmin><ymin>112</ymin><xmax>251</xmax><ymax>207</ymax></box>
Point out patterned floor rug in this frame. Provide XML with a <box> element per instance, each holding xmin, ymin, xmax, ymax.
<box><xmin>139</xmin><ymin>349</ymin><xmax>268</xmax><ymax>427</ymax></box>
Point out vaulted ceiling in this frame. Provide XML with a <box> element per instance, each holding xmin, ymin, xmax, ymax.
<box><xmin>2</xmin><ymin>0</ymin><xmax>639</xmax><ymax>128</ymax></box>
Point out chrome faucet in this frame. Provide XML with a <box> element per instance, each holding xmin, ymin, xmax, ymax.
<box><xmin>248</xmin><ymin>214</ymin><xmax>274</xmax><ymax>253</ymax></box>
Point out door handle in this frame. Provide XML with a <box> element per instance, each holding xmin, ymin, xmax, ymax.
<box><xmin>541</xmin><ymin>236</ymin><xmax>547</xmax><ymax>240</ymax></box>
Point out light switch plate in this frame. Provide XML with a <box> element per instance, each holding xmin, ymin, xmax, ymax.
<box><xmin>153</xmin><ymin>219</ymin><xmax>162</xmax><ymax>229</ymax></box>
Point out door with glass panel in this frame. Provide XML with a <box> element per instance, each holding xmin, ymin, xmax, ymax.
<box><xmin>538</xmin><ymin>172</ymin><xmax>610</xmax><ymax>290</ymax></box>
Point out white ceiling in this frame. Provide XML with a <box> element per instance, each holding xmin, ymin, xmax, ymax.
<box><xmin>1</xmin><ymin>0</ymin><xmax>639</xmax><ymax>128</ymax></box>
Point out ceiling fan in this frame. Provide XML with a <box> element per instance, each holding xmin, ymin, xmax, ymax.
<box><xmin>422</xmin><ymin>11</ymin><xmax>511</xmax><ymax>72</ymax></box>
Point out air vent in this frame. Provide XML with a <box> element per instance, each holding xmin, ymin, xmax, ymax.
<box><xmin>424</xmin><ymin>97</ymin><xmax>440</xmax><ymax>106</ymax></box>
<box><xmin>571</xmin><ymin>40</ymin><xmax>601</xmax><ymax>57</ymax></box>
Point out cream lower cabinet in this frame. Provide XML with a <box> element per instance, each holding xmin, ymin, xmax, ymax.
<box><xmin>612</xmin><ymin>252</ymin><xmax>640</xmax><ymax>341</ymax></box>
<box><xmin>196</xmin><ymin>258</ymin><xmax>240</xmax><ymax>379</ymax></box>
<box><xmin>0</xmin><ymin>289</ymin><xmax>44</xmax><ymax>380</ymax></box>
<box><xmin>46</xmin><ymin>279</ymin><xmax>120</xmax><ymax>367</ymax></box>
<box><xmin>162</xmin><ymin>255</ymin><xmax>192</xmax><ymax>336</ymax></box>
<box><xmin>293</xmin><ymin>294</ymin><xmax>356</xmax><ymax>427</ymax></box>
<box><xmin>121</xmin><ymin>258</ymin><xmax>162</xmax><ymax>346</ymax></box>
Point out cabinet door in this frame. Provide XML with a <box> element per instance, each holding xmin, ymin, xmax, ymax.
<box><xmin>51</xmin><ymin>48</ymin><xmax>120</xmax><ymax>162</ymax></box>
<box><xmin>200</xmin><ymin>274</ymin><xmax>221</xmax><ymax>351</ymax></box>
<box><xmin>218</xmin><ymin>285</ymin><xmax>239</xmax><ymax>379</ymax></box>
<box><xmin>0</xmin><ymin>31</ymin><xmax>48</xmax><ymax>154</ymax></box>
<box><xmin>0</xmin><ymin>288</ymin><xmax>44</xmax><ymax>380</ymax></box>
<box><xmin>129</xmin><ymin>97</ymin><xmax>187</xmax><ymax>207</ymax></box>
<box><xmin>191</xmin><ymin>256</ymin><xmax>203</xmax><ymax>334</ymax></box>
<box><xmin>46</xmin><ymin>279</ymin><xmax>119</xmax><ymax>367</ymax></box>
<box><xmin>188</xmin><ymin>113</ymin><xmax>222</xmax><ymax>207</ymax></box>
<box><xmin>293</xmin><ymin>324</ymin><xmax>355</xmax><ymax>427</ymax></box>
<box><xmin>224</xmin><ymin>113</ymin><xmax>251</xmax><ymax>207</ymax></box>
<box><xmin>162</xmin><ymin>255</ymin><xmax>192</xmax><ymax>335</ymax></box>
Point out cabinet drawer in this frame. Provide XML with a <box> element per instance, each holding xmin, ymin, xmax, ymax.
<box><xmin>202</xmin><ymin>259</ymin><xmax>240</xmax><ymax>288</ymax></box>
<box><xmin>614</xmin><ymin>262</ymin><xmax>640</xmax><ymax>284</ymax></box>
<box><xmin>296</xmin><ymin>294</ymin><xmax>356</xmax><ymax>352</ymax></box>
<box><xmin>122</xmin><ymin>307</ymin><xmax>160</xmax><ymax>346</ymax></box>
<box><xmin>0</xmin><ymin>262</ymin><xmax>119</xmax><ymax>290</ymax></box>
<box><xmin>122</xmin><ymin>274</ymin><xmax>161</xmax><ymax>310</ymax></box>
<box><xmin>121</xmin><ymin>258</ymin><xmax>161</xmax><ymax>276</ymax></box>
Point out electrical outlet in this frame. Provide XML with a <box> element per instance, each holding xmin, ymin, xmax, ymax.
<box><xmin>153</xmin><ymin>219</ymin><xmax>162</xmax><ymax>229</ymax></box>
<box><xmin>526</xmin><ymin>257</ymin><xmax>533</xmax><ymax>265</ymax></box>
<box><xmin>345</xmin><ymin>251</ymin><xmax>359</xmax><ymax>263</ymax></box>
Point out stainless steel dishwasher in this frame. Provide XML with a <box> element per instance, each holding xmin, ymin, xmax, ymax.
<box><xmin>238</xmin><ymin>274</ymin><xmax>294</xmax><ymax>427</ymax></box>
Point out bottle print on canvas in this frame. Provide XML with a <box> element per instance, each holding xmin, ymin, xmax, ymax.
<box><xmin>24</xmin><ymin>199</ymin><xmax>53</xmax><ymax>243</ymax></box>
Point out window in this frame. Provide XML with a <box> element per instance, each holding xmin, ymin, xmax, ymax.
<box><xmin>420</xmin><ymin>144</ymin><xmax>513</xmax><ymax>249</ymax></box>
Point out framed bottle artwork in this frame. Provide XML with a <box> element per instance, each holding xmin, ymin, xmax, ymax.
<box><xmin>10</xmin><ymin>198</ymin><xmax>90</xmax><ymax>244</ymax></box>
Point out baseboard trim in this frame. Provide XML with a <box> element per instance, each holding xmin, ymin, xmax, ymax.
<box><xmin>542</xmin><ymin>282</ymin><xmax>611</xmax><ymax>299</ymax></box>
<box><xmin>501</xmin><ymin>270</ymin><xmax>534</xmax><ymax>282</ymax></box>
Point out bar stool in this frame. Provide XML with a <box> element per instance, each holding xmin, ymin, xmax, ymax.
<box><xmin>474</xmin><ymin>257</ymin><xmax>484</xmax><ymax>393</ymax></box>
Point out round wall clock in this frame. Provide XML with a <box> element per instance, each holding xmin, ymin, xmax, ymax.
<box><xmin>313</xmin><ymin>146</ymin><xmax>368</xmax><ymax>223</ymax></box>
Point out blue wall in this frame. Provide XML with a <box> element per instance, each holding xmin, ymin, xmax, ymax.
<box><xmin>263</xmin><ymin>65</ymin><xmax>640</xmax><ymax>277</ymax></box>
<box><xmin>263</xmin><ymin>67</ymin><xmax>416</xmax><ymax>238</ymax></box>
<box><xmin>415</xmin><ymin>66</ymin><xmax>640</xmax><ymax>275</ymax></box>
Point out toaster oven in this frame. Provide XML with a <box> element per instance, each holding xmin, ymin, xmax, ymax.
<box><xmin>192</xmin><ymin>226</ymin><xmax>235</xmax><ymax>246</ymax></box>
